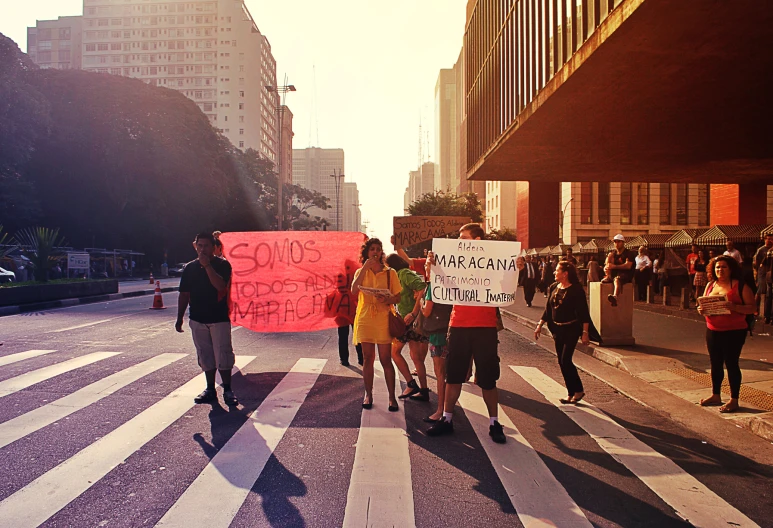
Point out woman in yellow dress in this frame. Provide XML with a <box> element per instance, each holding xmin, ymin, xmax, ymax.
<box><xmin>351</xmin><ymin>238</ymin><xmax>402</xmax><ymax>411</ymax></box>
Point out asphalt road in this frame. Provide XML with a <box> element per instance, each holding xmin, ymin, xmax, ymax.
<box><xmin>0</xmin><ymin>294</ymin><xmax>770</xmax><ymax>528</ymax></box>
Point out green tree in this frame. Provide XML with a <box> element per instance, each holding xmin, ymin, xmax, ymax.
<box><xmin>13</xmin><ymin>227</ymin><xmax>66</xmax><ymax>282</ymax></box>
<box><xmin>407</xmin><ymin>190</ymin><xmax>484</xmax><ymax>223</ymax></box>
<box><xmin>488</xmin><ymin>227</ymin><xmax>518</xmax><ymax>241</ymax></box>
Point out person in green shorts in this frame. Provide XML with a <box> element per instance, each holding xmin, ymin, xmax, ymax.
<box><xmin>420</xmin><ymin>258</ymin><xmax>453</xmax><ymax>423</ymax></box>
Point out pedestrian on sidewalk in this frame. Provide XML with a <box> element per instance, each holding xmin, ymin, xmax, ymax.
<box><xmin>693</xmin><ymin>249</ymin><xmax>708</xmax><ymax>298</ymax></box>
<box><xmin>351</xmin><ymin>238</ymin><xmax>403</xmax><ymax>412</ymax></box>
<box><xmin>420</xmin><ymin>257</ymin><xmax>453</xmax><ymax>424</ymax></box>
<box><xmin>587</xmin><ymin>256</ymin><xmax>601</xmax><ymax>283</ymax></box>
<box><xmin>634</xmin><ymin>246</ymin><xmax>652</xmax><ymax>302</ymax></box>
<box><xmin>175</xmin><ymin>232</ymin><xmax>238</xmax><ymax>406</ymax></box>
<box><xmin>686</xmin><ymin>244</ymin><xmax>700</xmax><ymax>298</ymax></box>
<box><xmin>521</xmin><ymin>255</ymin><xmax>538</xmax><ymax>307</ymax></box>
<box><xmin>385</xmin><ymin>253</ymin><xmax>430</xmax><ymax>402</ymax></box>
<box><xmin>697</xmin><ymin>256</ymin><xmax>756</xmax><ymax>413</ymax></box>
<box><xmin>534</xmin><ymin>262</ymin><xmax>592</xmax><ymax>404</ymax></box>
<box><xmin>754</xmin><ymin>234</ymin><xmax>773</xmax><ymax>324</ymax></box>
<box><xmin>426</xmin><ymin>223</ymin><xmax>507</xmax><ymax>444</ymax></box>
<box><xmin>328</xmin><ymin>262</ymin><xmax>363</xmax><ymax>366</ymax></box>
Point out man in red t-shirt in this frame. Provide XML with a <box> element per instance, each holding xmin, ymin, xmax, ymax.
<box><xmin>686</xmin><ymin>244</ymin><xmax>699</xmax><ymax>298</ymax></box>
<box><xmin>426</xmin><ymin>223</ymin><xmax>507</xmax><ymax>444</ymax></box>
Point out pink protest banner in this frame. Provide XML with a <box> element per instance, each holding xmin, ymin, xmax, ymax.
<box><xmin>219</xmin><ymin>232</ymin><xmax>366</xmax><ymax>333</ymax></box>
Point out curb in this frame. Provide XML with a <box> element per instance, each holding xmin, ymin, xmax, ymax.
<box><xmin>0</xmin><ymin>286</ymin><xmax>179</xmax><ymax>316</ymax></box>
<box><xmin>500</xmin><ymin>308</ymin><xmax>773</xmax><ymax>443</ymax></box>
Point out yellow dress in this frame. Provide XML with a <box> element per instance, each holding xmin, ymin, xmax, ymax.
<box><xmin>352</xmin><ymin>267</ymin><xmax>402</xmax><ymax>345</ymax></box>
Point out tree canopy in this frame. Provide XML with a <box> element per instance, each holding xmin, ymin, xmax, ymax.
<box><xmin>406</xmin><ymin>190</ymin><xmax>484</xmax><ymax>223</ymax></box>
<box><xmin>0</xmin><ymin>33</ymin><xmax>329</xmax><ymax>265</ymax></box>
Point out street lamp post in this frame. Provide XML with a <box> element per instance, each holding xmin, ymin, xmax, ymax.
<box><xmin>330</xmin><ymin>169</ymin><xmax>344</xmax><ymax>231</ymax></box>
<box><xmin>265</xmin><ymin>82</ymin><xmax>296</xmax><ymax>230</ymax></box>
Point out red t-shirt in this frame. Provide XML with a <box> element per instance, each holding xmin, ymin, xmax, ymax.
<box><xmin>449</xmin><ymin>306</ymin><xmax>498</xmax><ymax>328</ymax></box>
<box><xmin>704</xmin><ymin>281</ymin><xmax>748</xmax><ymax>332</ymax></box>
<box><xmin>411</xmin><ymin>258</ymin><xmax>428</xmax><ymax>280</ymax></box>
<box><xmin>686</xmin><ymin>253</ymin><xmax>699</xmax><ymax>275</ymax></box>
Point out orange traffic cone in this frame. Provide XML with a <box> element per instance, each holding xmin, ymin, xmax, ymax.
<box><xmin>149</xmin><ymin>281</ymin><xmax>166</xmax><ymax>310</ymax></box>
<box><xmin>149</xmin><ymin>272</ymin><xmax>155</xmax><ymax>284</ymax></box>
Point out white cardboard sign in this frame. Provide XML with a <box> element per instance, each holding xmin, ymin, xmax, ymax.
<box><xmin>430</xmin><ymin>238</ymin><xmax>521</xmax><ymax>306</ymax></box>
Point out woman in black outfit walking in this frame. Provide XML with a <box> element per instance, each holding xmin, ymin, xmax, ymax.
<box><xmin>534</xmin><ymin>261</ymin><xmax>591</xmax><ymax>404</ymax></box>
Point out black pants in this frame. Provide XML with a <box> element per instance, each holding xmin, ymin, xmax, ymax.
<box><xmin>337</xmin><ymin>325</ymin><xmax>362</xmax><ymax>364</ymax></box>
<box><xmin>706</xmin><ymin>328</ymin><xmax>746</xmax><ymax>399</ymax></box>
<box><xmin>523</xmin><ymin>278</ymin><xmax>536</xmax><ymax>305</ymax></box>
<box><xmin>552</xmin><ymin>324</ymin><xmax>584</xmax><ymax>396</ymax></box>
<box><xmin>635</xmin><ymin>270</ymin><xmax>651</xmax><ymax>301</ymax></box>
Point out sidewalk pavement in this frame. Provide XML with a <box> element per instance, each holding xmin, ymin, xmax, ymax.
<box><xmin>0</xmin><ymin>278</ymin><xmax>180</xmax><ymax>316</ymax></box>
<box><xmin>502</xmin><ymin>292</ymin><xmax>773</xmax><ymax>442</ymax></box>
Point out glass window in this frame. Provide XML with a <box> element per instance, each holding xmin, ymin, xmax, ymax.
<box><xmin>698</xmin><ymin>184</ymin><xmax>710</xmax><ymax>225</ymax></box>
<box><xmin>660</xmin><ymin>183</ymin><xmax>672</xmax><ymax>224</ymax></box>
<box><xmin>597</xmin><ymin>182</ymin><xmax>610</xmax><ymax>224</ymax></box>
<box><xmin>620</xmin><ymin>182</ymin><xmax>632</xmax><ymax>225</ymax></box>
<box><xmin>636</xmin><ymin>183</ymin><xmax>649</xmax><ymax>224</ymax></box>
<box><xmin>676</xmin><ymin>184</ymin><xmax>688</xmax><ymax>225</ymax></box>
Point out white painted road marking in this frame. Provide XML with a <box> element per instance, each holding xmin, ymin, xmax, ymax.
<box><xmin>511</xmin><ymin>366</ymin><xmax>760</xmax><ymax>528</ymax></box>
<box><xmin>457</xmin><ymin>384</ymin><xmax>592</xmax><ymax>528</ymax></box>
<box><xmin>342</xmin><ymin>361</ymin><xmax>415</xmax><ymax>528</ymax></box>
<box><xmin>0</xmin><ymin>353</ymin><xmax>186</xmax><ymax>449</ymax></box>
<box><xmin>0</xmin><ymin>352</ymin><xmax>119</xmax><ymax>398</ymax></box>
<box><xmin>0</xmin><ymin>356</ymin><xmax>257</xmax><ymax>528</ymax></box>
<box><xmin>156</xmin><ymin>357</ymin><xmax>326</xmax><ymax>527</ymax></box>
<box><xmin>45</xmin><ymin>313</ymin><xmax>137</xmax><ymax>333</ymax></box>
<box><xmin>0</xmin><ymin>350</ymin><xmax>56</xmax><ymax>367</ymax></box>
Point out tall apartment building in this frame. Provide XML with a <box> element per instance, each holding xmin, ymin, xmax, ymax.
<box><xmin>69</xmin><ymin>0</ymin><xmax>278</xmax><ymax>158</ymax></box>
<box><xmin>27</xmin><ymin>16</ymin><xmax>83</xmax><ymax>70</ymax></box>
<box><xmin>292</xmin><ymin>147</ymin><xmax>362</xmax><ymax>231</ymax></box>
<box><xmin>434</xmin><ymin>68</ymin><xmax>458</xmax><ymax>193</ymax></box>
<box><xmin>403</xmin><ymin>162</ymin><xmax>435</xmax><ymax>211</ymax></box>
<box><xmin>485</xmin><ymin>180</ymin><xmax>517</xmax><ymax>232</ymax></box>
<box><xmin>279</xmin><ymin>105</ymin><xmax>293</xmax><ymax>184</ymax></box>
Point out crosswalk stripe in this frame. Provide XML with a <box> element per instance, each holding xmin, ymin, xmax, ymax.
<box><xmin>457</xmin><ymin>385</ymin><xmax>593</xmax><ymax>528</ymax></box>
<box><xmin>0</xmin><ymin>352</ymin><xmax>119</xmax><ymax>398</ymax></box>
<box><xmin>156</xmin><ymin>357</ymin><xmax>326</xmax><ymax>527</ymax></box>
<box><xmin>0</xmin><ymin>355</ymin><xmax>257</xmax><ymax>528</ymax></box>
<box><xmin>511</xmin><ymin>366</ymin><xmax>760</xmax><ymax>528</ymax></box>
<box><xmin>0</xmin><ymin>353</ymin><xmax>186</xmax><ymax>449</ymax></box>
<box><xmin>0</xmin><ymin>350</ymin><xmax>56</xmax><ymax>367</ymax></box>
<box><xmin>343</xmin><ymin>361</ymin><xmax>416</xmax><ymax>528</ymax></box>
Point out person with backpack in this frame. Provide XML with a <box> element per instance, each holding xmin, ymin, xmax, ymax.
<box><xmin>419</xmin><ymin>257</ymin><xmax>453</xmax><ymax>423</ymax></box>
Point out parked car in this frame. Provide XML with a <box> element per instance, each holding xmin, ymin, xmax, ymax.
<box><xmin>0</xmin><ymin>267</ymin><xmax>16</xmax><ymax>283</ymax></box>
<box><xmin>168</xmin><ymin>262</ymin><xmax>188</xmax><ymax>277</ymax></box>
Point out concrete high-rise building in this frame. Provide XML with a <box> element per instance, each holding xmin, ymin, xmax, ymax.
<box><xmin>434</xmin><ymin>68</ymin><xmax>458</xmax><ymax>193</ymax></box>
<box><xmin>279</xmin><ymin>105</ymin><xmax>293</xmax><ymax>184</ymax></box>
<box><xmin>485</xmin><ymin>180</ymin><xmax>518</xmax><ymax>232</ymax></box>
<box><xmin>65</xmin><ymin>0</ymin><xmax>279</xmax><ymax>159</ymax></box>
<box><xmin>404</xmin><ymin>163</ymin><xmax>435</xmax><ymax>210</ymax></box>
<box><xmin>292</xmin><ymin>147</ymin><xmax>362</xmax><ymax>231</ymax></box>
<box><xmin>27</xmin><ymin>16</ymin><xmax>83</xmax><ymax>70</ymax></box>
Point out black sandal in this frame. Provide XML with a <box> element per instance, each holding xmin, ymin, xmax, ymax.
<box><xmin>409</xmin><ymin>387</ymin><xmax>431</xmax><ymax>401</ymax></box>
<box><xmin>388</xmin><ymin>402</ymin><xmax>399</xmax><ymax>412</ymax></box>
<box><xmin>362</xmin><ymin>396</ymin><xmax>373</xmax><ymax>410</ymax></box>
<box><xmin>398</xmin><ymin>379</ymin><xmax>420</xmax><ymax>399</ymax></box>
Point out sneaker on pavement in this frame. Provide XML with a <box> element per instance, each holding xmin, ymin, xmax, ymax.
<box><xmin>489</xmin><ymin>421</ymin><xmax>506</xmax><ymax>444</ymax></box>
<box><xmin>427</xmin><ymin>419</ymin><xmax>454</xmax><ymax>437</ymax></box>
<box><xmin>223</xmin><ymin>390</ymin><xmax>239</xmax><ymax>406</ymax></box>
<box><xmin>194</xmin><ymin>388</ymin><xmax>217</xmax><ymax>404</ymax></box>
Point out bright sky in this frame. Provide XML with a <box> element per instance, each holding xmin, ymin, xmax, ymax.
<box><xmin>1</xmin><ymin>0</ymin><xmax>468</xmax><ymax>242</ymax></box>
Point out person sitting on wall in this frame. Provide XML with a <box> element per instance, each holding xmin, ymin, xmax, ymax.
<box><xmin>601</xmin><ymin>234</ymin><xmax>636</xmax><ymax>307</ymax></box>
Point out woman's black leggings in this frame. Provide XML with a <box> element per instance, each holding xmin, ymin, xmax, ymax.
<box><xmin>705</xmin><ymin>328</ymin><xmax>746</xmax><ymax>399</ymax></box>
<box><xmin>553</xmin><ymin>324</ymin><xmax>584</xmax><ymax>396</ymax></box>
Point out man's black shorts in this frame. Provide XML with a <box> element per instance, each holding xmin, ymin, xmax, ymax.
<box><xmin>445</xmin><ymin>327</ymin><xmax>499</xmax><ymax>390</ymax></box>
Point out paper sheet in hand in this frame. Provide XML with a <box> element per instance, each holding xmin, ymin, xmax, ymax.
<box><xmin>358</xmin><ymin>286</ymin><xmax>391</xmax><ymax>297</ymax></box>
<box><xmin>697</xmin><ymin>294</ymin><xmax>731</xmax><ymax>315</ymax></box>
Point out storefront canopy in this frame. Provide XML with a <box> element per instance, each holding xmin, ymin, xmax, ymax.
<box><xmin>526</xmin><ymin>247</ymin><xmax>540</xmax><ymax>256</ymax></box>
<box><xmin>694</xmin><ymin>225</ymin><xmax>768</xmax><ymax>246</ymax></box>
<box><xmin>539</xmin><ymin>246</ymin><xmax>554</xmax><ymax>256</ymax></box>
<box><xmin>581</xmin><ymin>239</ymin><xmax>613</xmax><ymax>254</ymax></box>
<box><xmin>624</xmin><ymin>234</ymin><xmax>672</xmax><ymax>250</ymax></box>
<box><xmin>762</xmin><ymin>225</ymin><xmax>773</xmax><ymax>237</ymax></box>
<box><xmin>665</xmin><ymin>229</ymin><xmax>707</xmax><ymax>248</ymax></box>
<box><xmin>550</xmin><ymin>243</ymin><xmax>571</xmax><ymax>256</ymax></box>
<box><xmin>571</xmin><ymin>242</ymin><xmax>585</xmax><ymax>254</ymax></box>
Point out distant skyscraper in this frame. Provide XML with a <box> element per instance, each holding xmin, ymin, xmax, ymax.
<box><xmin>292</xmin><ymin>147</ymin><xmax>362</xmax><ymax>230</ymax></box>
<box><xmin>434</xmin><ymin>68</ymin><xmax>457</xmax><ymax>193</ymax></box>
<box><xmin>28</xmin><ymin>1</ymin><xmax>281</xmax><ymax>160</ymax></box>
<box><xmin>27</xmin><ymin>16</ymin><xmax>83</xmax><ymax>70</ymax></box>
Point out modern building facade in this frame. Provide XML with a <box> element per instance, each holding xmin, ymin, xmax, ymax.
<box><xmin>434</xmin><ymin>68</ymin><xmax>459</xmax><ymax>193</ymax></box>
<box><xmin>292</xmin><ymin>147</ymin><xmax>362</xmax><ymax>231</ymax></box>
<box><xmin>278</xmin><ymin>105</ymin><xmax>293</xmax><ymax>184</ymax></box>
<box><xmin>27</xmin><ymin>16</ymin><xmax>83</xmax><ymax>70</ymax></box>
<box><xmin>403</xmin><ymin>162</ymin><xmax>436</xmax><ymax>212</ymax></box>
<box><xmin>485</xmin><ymin>180</ymin><xmax>517</xmax><ymax>232</ymax></box>
<box><xmin>28</xmin><ymin>1</ymin><xmax>280</xmax><ymax>159</ymax></box>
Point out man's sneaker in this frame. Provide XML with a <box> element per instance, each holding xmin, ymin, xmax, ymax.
<box><xmin>489</xmin><ymin>421</ymin><xmax>506</xmax><ymax>444</ymax></box>
<box><xmin>223</xmin><ymin>390</ymin><xmax>239</xmax><ymax>406</ymax></box>
<box><xmin>426</xmin><ymin>419</ymin><xmax>454</xmax><ymax>437</ymax></box>
<box><xmin>194</xmin><ymin>388</ymin><xmax>217</xmax><ymax>404</ymax></box>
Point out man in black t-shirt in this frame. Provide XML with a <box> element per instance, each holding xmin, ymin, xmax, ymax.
<box><xmin>176</xmin><ymin>232</ymin><xmax>237</xmax><ymax>405</ymax></box>
<box><xmin>603</xmin><ymin>234</ymin><xmax>635</xmax><ymax>307</ymax></box>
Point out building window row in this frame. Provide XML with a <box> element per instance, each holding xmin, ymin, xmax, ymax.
<box><xmin>579</xmin><ymin>183</ymin><xmax>707</xmax><ymax>226</ymax></box>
